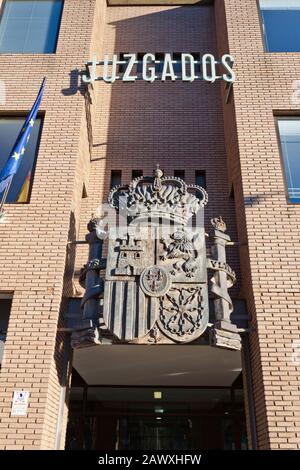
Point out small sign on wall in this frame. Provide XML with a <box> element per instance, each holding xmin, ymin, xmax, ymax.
<box><xmin>11</xmin><ymin>391</ymin><xmax>29</xmax><ymax>417</ymax></box>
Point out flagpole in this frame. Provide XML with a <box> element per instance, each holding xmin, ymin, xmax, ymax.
<box><xmin>0</xmin><ymin>178</ymin><xmax>13</xmax><ymax>217</ymax></box>
<box><xmin>0</xmin><ymin>77</ymin><xmax>46</xmax><ymax>220</ymax></box>
<box><xmin>0</xmin><ymin>77</ymin><xmax>46</xmax><ymax>218</ymax></box>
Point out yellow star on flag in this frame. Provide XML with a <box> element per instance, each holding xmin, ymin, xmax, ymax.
<box><xmin>29</xmin><ymin>119</ymin><xmax>34</xmax><ymax>127</ymax></box>
<box><xmin>21</xmin><ymin>147</ymin><xmax>26</xmax><ymax>155</ymax></box>
<box><xmin>12</xmin><ymin>152</ymin><xmax>21</xmax><ymax>161</ymax></box>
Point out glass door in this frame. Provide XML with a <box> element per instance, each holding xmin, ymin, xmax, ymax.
<box><xmin>66</xmin><ymin>381</ymin><xmax>248</xmax><ymax>450</ymax></box>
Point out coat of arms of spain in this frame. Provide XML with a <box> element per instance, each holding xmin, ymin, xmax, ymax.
<box><xmin>74</xmin><ymin>167</ymin><xmax>241</xmax><ymax>350</ymax></box>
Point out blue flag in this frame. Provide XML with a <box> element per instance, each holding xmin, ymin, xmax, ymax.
<box><xmin>0</xmin><ymin>78</ymin><xmax>46</xmax><ymax>194</ymax></box>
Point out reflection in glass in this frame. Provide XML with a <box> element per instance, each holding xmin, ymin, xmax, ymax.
<box><xmin>66</xmin><ymin>385</ymin><xmax>248</xmax><ymax>450</ymax></box>
<box><xmin>0</xmin><ymin>117</ymin><xmax>42</xmax><ymax>202</ymax></box>
<box><xmin>0</xmin><ymin>0</ymin><xmax>63</xmax><ymax>53</ymax></box>
<box><xmin>260</xmin><ymin>0</ymin><xmax>300</xmax><ymax>52</ymax></box>
<box><xmin>278</xmin><ymin>119</ymin><xmax>300</xmax><ymax>203</ymax></box>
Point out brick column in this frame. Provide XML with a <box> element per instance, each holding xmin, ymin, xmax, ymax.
<box><xmin>215</xmin><ymin>0</ymin><xmax>300</xmax><ymax>450</ymax></box>
<box><xmin>0</xmin><ymin>0</ymin><xmax>102</xmax><ymax>449</ymax></box>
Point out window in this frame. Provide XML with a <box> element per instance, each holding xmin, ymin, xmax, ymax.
<box><xmin>110</xmin><ymin>170</ymin><xmax>121</xmax><ymax>189</ymax></box>
<box><xmin>118</xmin><ymin>53</ymin><xmax>128</xmax><ymax>74</ymax></box>
<box><xmin>155</xmin><ymin>53</ymin><xmax>164</xmax><ymax>74</ymax></box>
<box><xmin>191</xmin><ymin>53</ymin><xmax>202</xmax><ymax>76</ymax></box>
<box><xmin>0</xmin><ymin>295</ymin><xmax>12</xmax><ymax>365</ymax></box>
<box><xmin>136</xmin><ymin>53</ymin><xmax>201</xmax><ymax>77</ymax></box>
<box><xmin>137</xmin><ymin>53</ymin><xmax>172</xmax><ymax>75</ymax></box>
<box><xmin>65</xmin><ymin>298</ymin><xmax>82</xmax><ymax>330</ymax></box>
<box><xmin>174</xmin><ymin>170</ymin><xmax>185</xmax><ymax>180</ymax></box>
<box><xmin>259</xmin><ymin>0</ymin><xmax>300</xmax><ymax>52</ymax></box>
<box><xmin>277</xmin><ymin>119</ymin><xmax>300</xmax><ymax>203</ymax></box>
<box><xmin>0</xmin><ymin>116</ymin><xmax>42</xmax><ymax>203</ymax></box>
<box><xmin>0</xmin><ymin>296</ymin><xmax>11</xmax><ymax>338</ymax></box>
<box><xmin>173</xmin><ymin>53</ymin><xmax>182</xmax><ymax>75</ymax></box>
<box><xmin>173</xmin><ymin>53</ymin><xmax>201</xmax><ymax>76</ymax></box>
<box><xmin>0</xmin><ymin>0</ymin><xmax>63</xmax><ymax>54</ymax></box>
<box><xmin>195</xmin><ymin>170</ymin><xmax>206</xmax><ymax>189</ymax></box>
<box><xmin>82</xmin><ymin>183</ymin><xmax>87</xmax><ymax>199</ymax></box>
<box><xmin>137</xmin><ymin>53</ymin><xmax>144</xmax><ymax>74</ymax></box>
<box><xmin>132</xmin><ymin>170</ymin><xmax>143</xmax><ymax>179</ymax></box>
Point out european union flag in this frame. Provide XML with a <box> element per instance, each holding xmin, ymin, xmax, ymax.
<box><xmin>0</xmin><ymin>78</ymin><xmax>46</xmax><ymax>194</ymax></box>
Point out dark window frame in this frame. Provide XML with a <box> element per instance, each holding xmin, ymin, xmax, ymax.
<box><xmin>136</xmin><ymin>53</ymin><xmax>145</xmax><ymax>75</ymax></box>
<box><xmin>172</xmin><ymin>53</ymin><xmax>202</xmax><ymax>76</ymax></box>
<box><xmin>191</xmin><ymin>52</ymin><xmax>202</xmax><ymax>76</ymax></box>
<box><xmin>0</xmin><ymin>113</ymin><xmax>44</xmax><ymax>204</ymax></box>
<box><xmin>136</xmin><ymin>53</ymin><xmax>202</xmax><ymax>77</ymax></box>
<box><xmin>172</xmin><ymin>52</ymin><xmax>182</xmax><ymax>75</ymax></box>
<box><xmin>0</xmin><ymin>0</ymin><xmax>64</xmax><ymax>55</ymax></box>
<box><xmin>174</xmin><ymin>170</ymin><xmax>185</xmax><ymax>180</ymax></box>
<box><xmin>275</xmin><ymin>115</ymin><xmax>300</xmax><ymax>204</ymax></box>
<box><xmin>118</xmin><ymin>52</ymin><xmax>129</xmax><ymax>74</ymax></box>
<box><xmin>110</xmin><ymin>170</ymin><xmax>122</xmax><ymax>189</ymax></box>
<box><xmin>195</xmin><ymin>170</ymin><xmax>206</xmax><ymax>190</ymax></box>
<box><xmin>257</xmin><ymin>0</ymin><xmax>270</xmax><ymax>53</ymax></box>
<box><xmin>0</xmin><ymin>293</ymin><xmax>13</xmax><ymax>339</ymax></box>
<box><xmin>155</xmin><ymin>53</ymin><xmax>165</xmax><ymax>75</ymax></box>
<box><xmin>132</xmin><ymin>170</ymin><xmax>143</xmax><ymax>180</ymax></box>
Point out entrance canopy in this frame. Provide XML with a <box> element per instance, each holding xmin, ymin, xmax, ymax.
<box><xmin>73</xmin><ymin>345</ymin><xmax>242</xmax><ymax>387</ymax></box>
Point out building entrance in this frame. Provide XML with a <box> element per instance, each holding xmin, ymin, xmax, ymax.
<box><xmin>65</xmin><ymin>375</ymin><xmax>248</xmax><ymax>450</ymax></box>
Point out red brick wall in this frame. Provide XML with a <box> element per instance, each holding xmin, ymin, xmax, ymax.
<box><xmin>76</xmin><ymin>4</ymin><xmax>241</xmax><ymax>299</ymax></box>
<box><xmin>214</xmin><ymin>0</ymin><xmax>258</xmax><ymax>449</ymax></box>
<box><xmin>0</xmin><ymin>0</ymin><xmax>100</xmax><ymax>450</ymax></box>
<box><xmin>216</xmin><ymin>0</ymin><xmax>300</xmax><ymax>450</ymax></box>
<box><xmin>0</xmin><ymin>0</ymin><xmax>268</xmax><ymax>449</ymax></box>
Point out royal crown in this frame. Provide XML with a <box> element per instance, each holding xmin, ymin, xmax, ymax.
<box><xmin>108</xmin><ymin>166</ymin><xmax>208</xmax><ymax>225</ymax></box>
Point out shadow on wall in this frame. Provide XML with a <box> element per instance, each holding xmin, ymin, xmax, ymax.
<box><xmin>97</xmin><ymin>6</ymin><xmax>224</xmax><ymax>183</ymax></box>
<box><xmin>54</xmin><ymin>210</ymin><xmax>77</xmax><ymax>388</ymax></box>
<box><xmin>98</xmin><ymin>5</ymin><xmax>240</xmax><ymax>294</ymax></box>
<box><xmin>61</xmin><ymin>5</ymin><xmax>242</xmax><ymax>300</ymax></box>
<box><xmin>61</xmin><ymin>69</ymin><xmax>86</xmax><ymax>97</ymax></box>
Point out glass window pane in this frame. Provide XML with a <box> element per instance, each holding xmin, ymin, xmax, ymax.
<box><xmin>119</xmin><ymin>53</ymin><xmax>128</xmax><ymax>74</ymax></box>
<box><xmin>137</xmin><ymin>53</ymin><xmax>144</xmax><ymax>74</ymax></box>
<box><xmin>0</xmin><ymin>117</ymin><xmax>42</xmax><ymax>202</ymax></box>
<box><xmin>260</xmin><ymin>0</ymin><xmax>300</xmax><ymax>52</ymax></box>
<box><xmin>0</xmin><ymin>0</ymin><xmax>63</xmax><ymax>53</ymax></box>
<box><xmin>278</xmin><ymin>119</ymin><xmax>300</xmax><ymax>203</ymax></box>
<box><xmin>0</xmin><ymin>18</ymin><xmax>28</xmax><ymax>52</ymax></box>
<box><xmin>0</xmin><ymin>297</ymin><xmax>12</xmax><ymax>363</ymax></box>
<box><xmin>155</xmin><ymin>53</ymin><xmax>164</xmax><ymax>74</ymax></box>
<box><xmin>132</xmin><ymin>170</ymin><xmax>143</xmax><ymax>179</ymax></box>
<box><xmin>110</xmin><ymin>170</ymin><xmax>121</xmax><ymax>189</ymax></box>
<box><xmin>174</xmin><ymin>170</ymin><xmax>185</xmax><ymax>180</ymax></box>
<box><xmin>191</xmin><ymin>53</ymin><xmax>201</xmax><ymax>76</ymax></box>
<box><xmin>195</xmin><ymin>170</ymin><xmax>206</xmax><ymax>189</ymax></box>
<box><xmin>173</xmin><ymin>53</ymin><xmax>182</xmax><ymax>75</ymax></box>
<box><xmin>0</xmin><ymin>298</ymin><xmax>12</xmax><ymax>335</ymax></box>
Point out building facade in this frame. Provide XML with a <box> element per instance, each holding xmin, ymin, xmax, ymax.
<box><xmin>0</xmin><ymin>0</ymin><xmax>299</xmax><ymax>450</ymax></box>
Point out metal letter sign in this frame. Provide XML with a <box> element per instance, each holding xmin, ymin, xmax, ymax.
<box><xmin>73</xmin><ymin>168</ymin><xmax>241</xmax><ymax>350</ymax></box>
<box><xmin>83</xmin><ymin>53</ymin><xmax>235</xmax><ymax>84</ymax></box>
